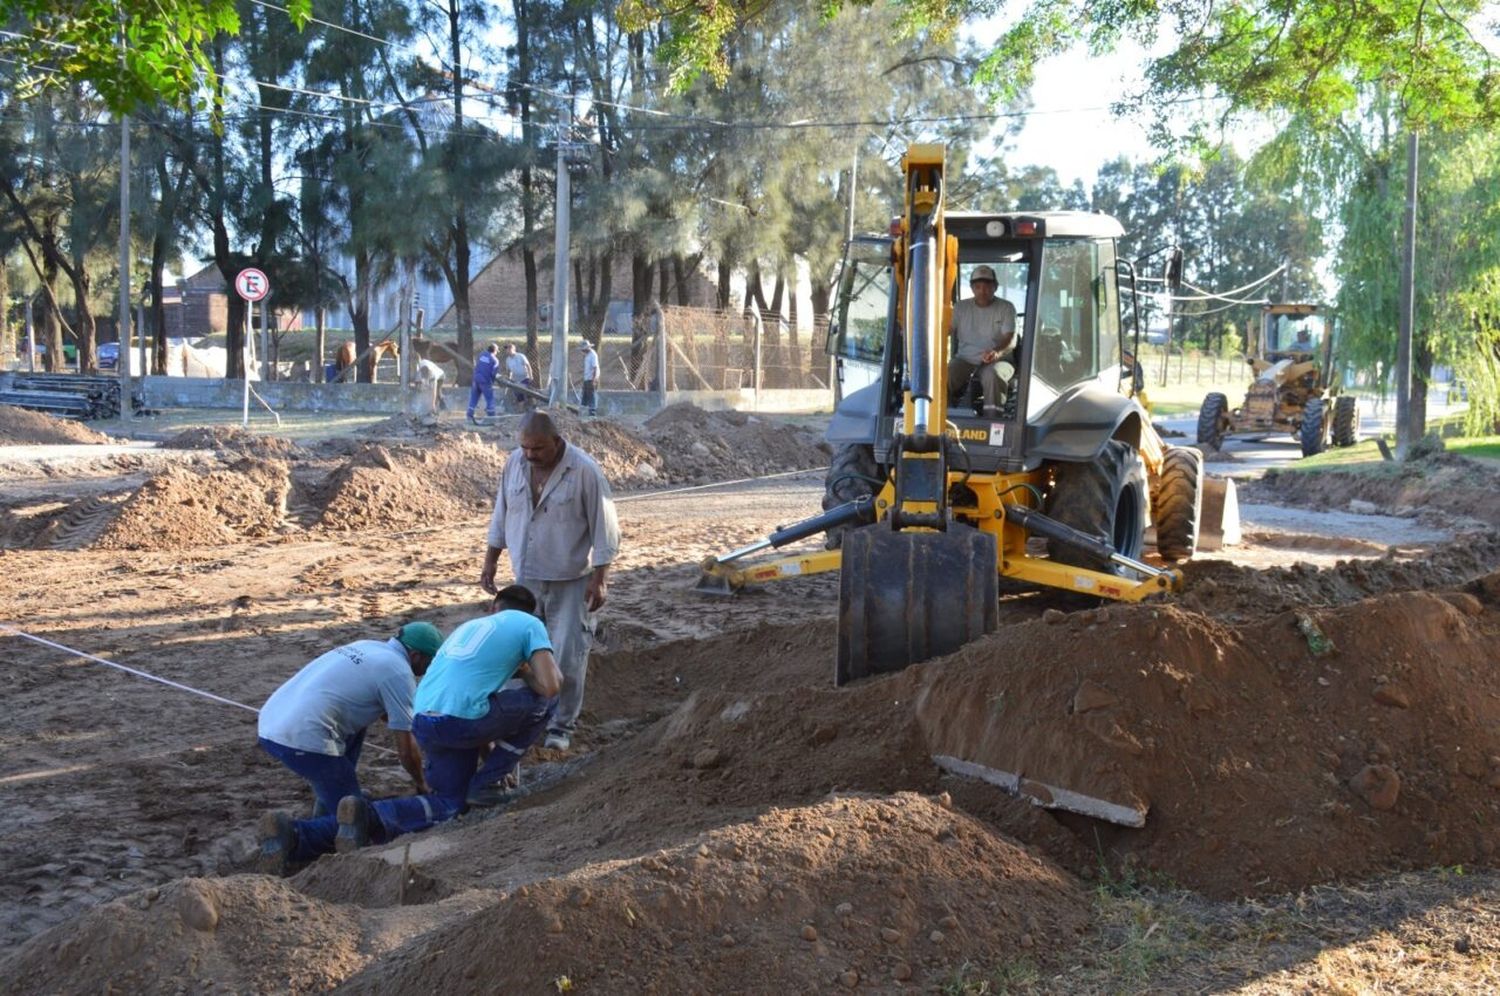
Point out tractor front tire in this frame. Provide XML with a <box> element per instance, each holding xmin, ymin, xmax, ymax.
<box><xmin>1045</xmin><ymin>440</ymin><xmax>1148</xmax><ymax>576</ymax></box>
<box><xmin>822</xmin><ymin>443</ymin><xmax>882</xmax><ymax>549</ymax></box>
<box><xmin>1300</xmin><ymin>397</ymin><xmax>1330</xmax><ymax>457</ymax></box>
<box><xmin>1197</xmin><ymin>392</ymin><xmax>1229</xmax><ymax>450</ymax></box>
<box><xmin>1151</xmin><ymin>446</ymin><xmax>1203</xmax><ymax>561</ymax></box>
<box><xmin>1332</xmin><ymin>395</ymin><xmax>1360</xmax><ymax>447</ymax></box>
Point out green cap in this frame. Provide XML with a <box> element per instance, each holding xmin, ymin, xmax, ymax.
<box><xmin>397</xmin><ymin>621</ymin><xmax>444</xmax><ymax>657</ymax></box>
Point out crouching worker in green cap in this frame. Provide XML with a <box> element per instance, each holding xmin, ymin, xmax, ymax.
<box><xmin>257</xmin><ymin>621</ymin><xmax>445</xmax><ymax>873</ymax></box>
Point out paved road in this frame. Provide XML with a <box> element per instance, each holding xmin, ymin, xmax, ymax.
<box><xmin>1156</xmin><ymin>394</ymin><xmax>1468</xmax><ymax>476</ymax></box>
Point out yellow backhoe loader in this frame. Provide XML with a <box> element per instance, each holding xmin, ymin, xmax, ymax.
<box><xmin>699</xmin><ymin>145</ymin><xmax>1224</xmax><ymax>679</ymax></box>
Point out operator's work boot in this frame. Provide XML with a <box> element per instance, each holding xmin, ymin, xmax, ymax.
<box><xmin>257</xmin><ymin>810</ymin><xmax>297</xmax><ymax>876</ymax></box>
<box><xmin>334</xmin><ymin>795</ymin><xmax>372</xmax><ymax>854</ymax></box>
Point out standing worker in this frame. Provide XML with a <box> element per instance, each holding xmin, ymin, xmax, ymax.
<box><xmin>468</xmin><ymin>344</ymin><xmax>500</xmax><ymax>424</ymax></box>
<box><xmin>947</xmin><ymin>264</ymin><xmax>1017</xmax><ymax>417</ymax></box>
<box><xmin>503</xmin><ymin>343</ymin><xmax>536</xmax><ymax>412</ymax></box>
<box><xmin>480</xmin><ymin>410</ymin><xmax>619</xmax><ymax>750</ymax></box>
<box><xmin>416</xmin><ymin>356</ymin><xmax>448</xmax><ymax>412</ymax></box>
<box><xmin>255</xmin><ymin>622</ymin><xmax>443</xmax><ymax>869</ymax></box>
<box><xmin>579</xmin><ymin>340</ymin><xmax>599</xmax><ymax>416</ymax></box>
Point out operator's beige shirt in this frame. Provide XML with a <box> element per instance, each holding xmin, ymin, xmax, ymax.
<box><xmin>951</xmin><ymin>297</ymin><xmax>1017</xmax><ymax>365</ymax></box>
<box><xmin>488</xmin><ymin>441</ymin><xmax>620</xmax><ymax>581</ymax></box>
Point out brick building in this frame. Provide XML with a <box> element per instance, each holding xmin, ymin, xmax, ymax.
<box><xmin>431</xmin><ymin>249</ymin><xmax>720</xmax><ymax>333</ymax></box>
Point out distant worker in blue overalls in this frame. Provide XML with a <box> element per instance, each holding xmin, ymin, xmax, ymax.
<box><xmin>468</xmin><ymin>343</ymin><xmax>500</xmax><ymax>424</ymax></box>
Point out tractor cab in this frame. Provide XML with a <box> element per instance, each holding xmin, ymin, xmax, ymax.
<box><xmin>825</xmin><ymin>211</ymin><xmax>1134</xmax><ymax>477</ymax></box>
<box><xmin>1261</xmin><ymin>303</ymin><xmax>1333</xmax><ymax>367</ymax></box>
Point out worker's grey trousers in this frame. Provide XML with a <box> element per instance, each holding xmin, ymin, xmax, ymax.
<box><xmin>519</xmin><ymin>575</ymin><xmax>594</xmax><ymax>735</ymax></box>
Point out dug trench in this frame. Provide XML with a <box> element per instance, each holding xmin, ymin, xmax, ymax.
<box><xmin>3</xmin><ymin>537</ymin><xmax>1499</xmax><ymax>992</ymax></box>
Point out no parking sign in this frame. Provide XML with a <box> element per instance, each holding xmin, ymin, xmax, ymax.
<box><xmin>234</xmin><ymin>268</ymin><xmax>269</xmax><ymax>302</ymax></box>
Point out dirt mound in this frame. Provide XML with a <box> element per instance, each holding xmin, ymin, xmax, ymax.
<box><xmin>341</xmin><ymin>794</ymin><xmax>1086</xmax><ymax>994</ymax></box>
<box><xmin>0</xmin><ymin>876</ymin><xmax>364</xmax><ymax>995</ymax></box>
<box><xmin>645</xmin><ymin>403</ymin><xmax>830</xmax><ymax>483</ymax></box>
<box><xmin>316</xmin><ymin>436</ymin><xmax>505</xmax><ymax>531</ymax></box>
<box><xmin>160</xmin><ymin>425</ymin><xmax>302</xmax><ymax>461</ymax></box>
<box><xmin>1179</xmin><ymin>534</ymin><xmax>1500</xmax><ymax>622</ymax></box>
<box><xmin>0</xmin><ymin>405</ymin><xmax>111</xmax><ymax>445</ymax></box>
<box><xmin>1248</xmin><ymin>454</ymin><xmax>1500</xmax><ymax>528</ymax></box>
<box><xmin>918</xmin><ymin>579</ymin><xmax>1500</xmax><ymax>897</ymax></box>
<box><xmin>546</xmin><ymin>411</ymin><xmax>665</xmax><ymax>485</ymax></box>
<box><xmin>94</xmin><ymin>459</ymin><xmax>291</xmax><ymax>549</ymax></box>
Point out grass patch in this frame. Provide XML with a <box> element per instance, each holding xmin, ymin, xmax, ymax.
<box><xmin>940</xmin><ymin>957</ymin><xmax>1043</xmax><ymax>994</ymax></box>
<box><xmin>1446</xmin><ymin>435</ymin><xmax>1500</xmax><ymax>460</ymax></box>
<box><xmin>1141</xmin><ymin>379</ymin><xmax>1244</xmax><ymax>417</ymax></box>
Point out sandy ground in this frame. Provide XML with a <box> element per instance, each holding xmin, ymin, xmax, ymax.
<box><xmin>0</xmin><ymin>411</ymin><xmax>1498</xmax><ymax>992</ymax></box>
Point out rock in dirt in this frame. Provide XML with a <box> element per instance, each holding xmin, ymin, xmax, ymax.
<box><xmin>692</xmin><ymin>747</ymin><xmax>725</xmax><ymax>770</ymax></box>
<box><xmin>1349</xmin><ymin>764</ymin><xmax>1402</xmax><ymax>811</ymax></box>
<box><xmin>175</xmin><ymin>880</ymin><xmax>219</xmax><ymax>932</ymax></box>
<box><xmin>1373</xmin><ymin>686</ymin><xmax>1412</xmax><ymax>709</ymax></box>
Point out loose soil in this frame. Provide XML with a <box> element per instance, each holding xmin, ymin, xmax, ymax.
<box><xmin>1247</xmin><ymin>452</ymin><xmax>1500</xmax><ymax>529</ymax></box>
<box><xmin>2</xmin><ymin>416</ymin><xmax>1500</xmax><ymax>991</ymax></box>
<box><xmin>0</xmin><ymin>406</ymin><xmax>112</xmax><ymax>445</ymax></box>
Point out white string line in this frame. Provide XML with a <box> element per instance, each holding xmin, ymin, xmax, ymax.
<box><xmin>0</xmin><ymin>622</ymin><xmax>400</xmax><ymax>756</ymax></box>
<box><xmin>613</xmin><ymin>467</ymin><xmax>820</xmax><ymax>503</ymax></box>
<box><xmin>0</xmin><ymin>622</ymin><xmax>261</xmax><ymax>713</ymax></box>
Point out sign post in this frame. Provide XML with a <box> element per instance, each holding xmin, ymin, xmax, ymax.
<box><xmin>234</xmin><ymin>268</ymin><xmax>270</xmax><ymax>428</ymax></box>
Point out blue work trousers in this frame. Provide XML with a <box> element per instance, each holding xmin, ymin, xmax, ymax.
<box><xmin>415</xmin><ymin>685</ymin><xmax>556</xmax><ymax>817</ymax></box>
<box><xmin>259</xmin><ymin>730</ymin><xmax>366</xmax><ymax>818</ymax></box>
<box><xmin>467</xmin><ymin>380</ymin><xmax>496</xmax><ymax>417</ymax></box>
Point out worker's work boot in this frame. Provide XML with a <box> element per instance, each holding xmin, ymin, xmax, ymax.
<box><xmin>257</xmin><ymin>810</ymin><xmax>296</xmax><ymax>876</ymax></box>
<box><xmin>334</xmin><ymin>795</ymin><xmax>372</xmax><ymax>854</ymax></box>
<box><xmin>543</xmin><ymin>731</ymin><xmax>570</xmax><ymax>751</ymax></box>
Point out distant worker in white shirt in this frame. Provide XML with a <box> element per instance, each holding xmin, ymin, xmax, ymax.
<box><xmin>579</xmin><ymin>340</ymin><xmax>600</xmax><ymax>416</ymax></box>
<box><xmin>480</xmin><ymin>410</ymin><xmax>620</xmax><ymax>751</ymax></box>
<box><xmin>416</xmin><ymin>357</ymin><xmax>448</xmax><ymax>412</ymax></box>
<box><xmin>503</xmin><ymin>343</ymin><xmax>536</xmax><ymax>411</ymax></box>
<box><xmin>948</xmin><ymin>264</ymin><xmax>1017</xmax><ymax>417</ymax></box>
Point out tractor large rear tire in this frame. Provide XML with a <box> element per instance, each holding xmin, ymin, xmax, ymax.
<box><xmin>1300</xmin><ymin>397</ymin><xmax>1329</xmax><ymax>457</ymax></box>
<box><xmin>1197</xmin><ymin>392</ymin><xmax>1229</xmax><ymax>450</ymax></box>
<box><xmin>822</xmin><ymin>443</ymin><xmax>882</xmax><ymax>549</ymax></box>
<box><xmin>1332</xmin><ymin>395</ymin><xmax>1360</xmax><ymax>447</ymax></box>
<box><xmin>1151</xmin><ymin>446</ymin><xmax>1203</xmax><ymax>562</ymax></box>
<box><xmin>1045</xmin><ymin>440</ymin><xmax>1148</xmax><ymax>576</ymax></box>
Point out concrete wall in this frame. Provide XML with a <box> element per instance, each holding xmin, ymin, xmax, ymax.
<box><xmin>132</xmin><ymin>375</ymin><xmax>832</xmax><ymax>417</ymax></box>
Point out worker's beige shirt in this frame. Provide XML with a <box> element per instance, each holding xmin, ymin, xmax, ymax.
<box><xmin>488</xmin><ymin>441</ymin><xmax>620</xmax><ymax>582</ymax></box>
<box><xmin>951</xmin><ymin>297</ymin><xmax>1017</xmax><ymax>365</ymax></box>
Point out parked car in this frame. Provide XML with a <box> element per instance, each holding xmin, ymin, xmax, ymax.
<box><xmin>97</xmin><ymin>342</ymin><xmax>120</xmax><ymax>369</ymax></box>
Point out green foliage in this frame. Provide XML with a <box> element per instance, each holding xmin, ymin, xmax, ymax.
<box><xmin>0</xmin><ymin>0</ymin><xmax>311</xmax><ymax>115</ymax></box>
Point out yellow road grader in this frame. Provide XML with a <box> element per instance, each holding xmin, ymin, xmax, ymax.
<box><xmin>1196</xmin><ymin>302</ymin><xmax>1360</xmax><ymax>457</ymax></box>
<box><xmin>699</xmin><ymin>145</ymin><xmax>1218</xmax><ymax>690</ymax></box>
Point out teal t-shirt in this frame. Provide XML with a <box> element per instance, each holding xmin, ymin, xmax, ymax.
<box><xmin>413</xmin><ymin>610</ymin><xmax>553</xmax><ymax>719</ymax></box>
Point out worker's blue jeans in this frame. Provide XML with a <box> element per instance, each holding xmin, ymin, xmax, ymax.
<box><xmin>467</xmin><ymin>380</ymin><xmax>496</xmax><ymax>417</ymax></box>
<box><xmin>259</xmin><ymin>730</ymin><xmax>367</xmax><ymax>818</ymax></box>
<box><xmin>414</xmin><ymin>685</ymin><xmax>557</xmax><ymax>818</ymax></box>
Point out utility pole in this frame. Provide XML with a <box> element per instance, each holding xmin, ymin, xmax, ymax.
<box><xmin>548</xmin><ymin>99</ymin><xmax>572</xmax><ymax>406</ymax></box>
<box><xmin>117</xmin><ymin>112</ymin><xmax>133</xmax><ymax>430</ymax></box>
<box><xmin>1395</xmin><ymin>131</ymin><xmax>1418</xmax><ymax>460</ymax></box>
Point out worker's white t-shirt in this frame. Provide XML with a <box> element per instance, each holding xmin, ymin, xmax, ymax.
<box><xmin>581</xmin><ymin>349</ymin><xmax>599</xmax><ymax>382</ymax></box>
<box><xmin>417</xmin><ymin>358</ymin><xmax>445</xmax><ymax>383</ymax></box>
<box><xmin>258</xmin><ymin>638</ymin><xmax>417</xmax><ymax>756</ymax></box>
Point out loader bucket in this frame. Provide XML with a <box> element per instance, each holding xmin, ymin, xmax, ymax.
<box><xmin>836</xmin><ymin>524</ymin><xmax>998</xmax><ymax>686</ymax></box>
<box><xmin>1197</xmin><ymin>476</ymin><xmax>1242</xmax><ymax>551</ymax></box>
<box><xmin>693</xmin><ymin>558</ymin><xmax>740</xmax><ymax>597</ymax></box>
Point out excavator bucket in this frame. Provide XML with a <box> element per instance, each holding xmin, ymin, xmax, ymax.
<box><xmin>836</xmin><ymin>524</ymin><xmax>998</xmax><ymax>686</ymax></box>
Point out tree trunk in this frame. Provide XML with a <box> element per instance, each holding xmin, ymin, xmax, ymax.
<box><xmin>353</xmin><ymin>253</ymin><xmax>373</xmax><ymax>383</ymax></box>
<box><xmin>448</xmin><ymin>0</ymin><xmax>474</xmax><ymax>384</ymax></box>
<box><xmin>717</xmin><ymin>258</ymin><xmax>732</xmax><ymax>311</ymax></box>
<box><xmin>1412</xmin><ymin>337</ymin><xmax>1433</xmax><ymax>440</ymax></box>
<box><xmin>316</xmin><ymin>307</ymin><xmax>327</xmax><ymax>382</ymax></box>
<box><xmin>0</xmin><ymin>265</ymin><xmax>9</xmax><ymax>361</ymax></box>
<box><xmin>39</xmin><ymin>256</ymin><xmax>62</xmax><ymax>372</ymax></box>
